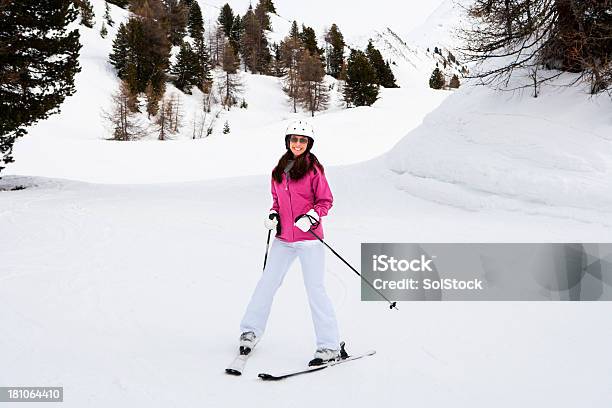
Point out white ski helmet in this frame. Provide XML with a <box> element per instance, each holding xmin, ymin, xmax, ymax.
<box><xmin>285</xmin><ymin>119</ymin><xmax>315</xmax><ymax>150</ymax></box>
<box><xmin>286</xmin><ymin>119</ymin><xmax>315</xmax><ymax>139</ymax></box>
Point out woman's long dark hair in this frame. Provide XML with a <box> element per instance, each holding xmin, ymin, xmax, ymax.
<box><xmin>272</xmin><ymin>150</ymin><xmax>325</xmax><ymax>183</ymax></box>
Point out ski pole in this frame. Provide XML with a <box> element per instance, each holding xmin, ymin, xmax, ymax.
<box><xmin>308</xmin><ymin>229</ymin><xmax>398</xmax><ymax>311</ymax></box>
<box><xmin>263</xmin><ymin>229</ymin><xmax>272</xmax><ymax>270</ymax></box>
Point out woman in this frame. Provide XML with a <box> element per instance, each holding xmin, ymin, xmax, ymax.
<box><xmin>238</xmin><ymin>119</ymin><xmax>340</xmax><ymax>366</ymax></box>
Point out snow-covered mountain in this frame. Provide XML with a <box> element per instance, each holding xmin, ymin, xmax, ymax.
<box><xmin>352</xmin><ymin>26</ymin><xmax>464</xmax><ymax>88</ymax></box>
<box><xmin>406</xmin><ymin>0</ymin><xmax>469</xmax><ymax>49</ymax></box>
<box><xmin>6</xmin><ymin>0</ymin><xmax>453</xmax><ymax>183</ymax></box>
<box><xmin>202</xmin><ymin>0</ymin><xmax>447</xmax><ymax>41</ymax></box>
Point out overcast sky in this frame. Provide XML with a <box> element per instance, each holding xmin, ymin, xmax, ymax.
<box><xmin>200</xmin><ymin>0</ymin><xmax>447</xmax><ymax>41</ymax></box>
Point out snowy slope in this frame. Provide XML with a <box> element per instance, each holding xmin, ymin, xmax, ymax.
<box><xmin>1</xmin><ymin>165</ymin><xmax>611</xmax><ymax>407</ymax></box>
<box><xmin>7</xmin><ymin>77</ymin><xmax>448</xmax><ymax>183</ymax></box>
<box><xmin>5</xmin><ymin>1</ymin><xmax>451</xmax><ymax>183</ymax></box>
<box><xmin>406</xmin><ymin>0</ymin><xmax>469</xmax><ymax>49</ymax></box>
<box><xmin>349</xmin><ymin>26</ymin><xmax>464</xmax><ymax>89</ymax></box>
<box><xmin>385</xmin><ymin>72</ymin><xmax>612</xmax><ymax>226</ymax></box>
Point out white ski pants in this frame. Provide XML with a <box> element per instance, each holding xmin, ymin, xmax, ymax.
<box><xmin>240</xmin><ymin>238</ymin><xmax>340</xmax><ymax>350</ymax></box>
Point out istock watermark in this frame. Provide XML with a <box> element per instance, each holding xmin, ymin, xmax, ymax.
<box><xmin>361</xmin><ymin>243</ymin><xmax>612</xmax><ymax>301</ymax></box>
<box><xmin>372</xmin><ymin>254</ymin><xmax>435</xmax><ymax>272</ymax></box>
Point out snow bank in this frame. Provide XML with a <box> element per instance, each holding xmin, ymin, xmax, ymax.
<box><xmin>386</xmin><ymin>79</ymin><xmax>612</xmax><ymax>225</ymax></box>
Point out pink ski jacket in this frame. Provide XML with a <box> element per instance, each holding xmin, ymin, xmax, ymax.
<box><xmin>270</xmin><ymin>165</ymin><xmax>333</xmax><ymax>242</ymax></box>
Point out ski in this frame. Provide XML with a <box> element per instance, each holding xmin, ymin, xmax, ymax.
<box><xmin>225</xmin><ymin>347</ymin><xmax>254</xmax><ymax>376</ymax></box>
<box><xmin>258</xmin><ymin>349</ymin><xmax>376</xmax><ymax>381</ymax></box>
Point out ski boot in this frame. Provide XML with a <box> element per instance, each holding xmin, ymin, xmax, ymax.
<box><xmin>239</xmin><ymin>331</ymin><xmax>259</xmax><ymax>355</ymax></box>
<box><xmin>308</xmin><ymin>342</ymin><xmax>348</xmax><ymax>366</ymax></box>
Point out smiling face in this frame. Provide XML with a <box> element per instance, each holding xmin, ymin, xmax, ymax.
<box><xmin>289</xmin><ymin>135</ymin><xmax>310</xmax><ymax>157</ymax></box>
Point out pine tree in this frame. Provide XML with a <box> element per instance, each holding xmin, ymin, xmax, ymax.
<box><xmin>265</xmin><ymin>0</ymin><xmax>276</xmax><ymax>13</ymax></box>
<box><xmin>289</xmin><ymin>20</ymin><xmax>300</xmax><ymax>40</ymax></box>
<box><xmin>130</xmin><ymin>0</ymin><xmax>164</xmax><ymax>18</ymax></box>
<box><xmin>325</xmin><ymin>24</ymin><xmax>345</xmax><ymax>78</ymax></box>
<box><xmin>229</xmin><ymin>15</ymin><xmax>243</xmax><ymax>57</ymax></box>
<box><xmin>280</xmin><ymin>34</ymin><xmax>304</xmax><ymax>113</ymax></box>
<box><xmin>240</xmin><ymin>6</ymin><xmax>258</xmax><ymax>72</ymax></box>
<box><xmin>104</xmin><ymin>1</ymin><xmax>114</xmax><ymax>26</ymax></box>
<box><xmin>108</xmin><ymin>15</ymin><xmax>170</xmax><ymax>95</ymax></box>
<box><xmin>344</xmin><ymin>49</ymin><xmax>379</xmax><ymax>107</ymax></box>
<box><xmin>218</xmin><ymin>3</ymin><xmax>235</xmax><ymax>37</ymax></box>
<box><xmin>300</xmin><ymin>25</ymin><xmax>322</xmax><ymax>57</ymax></box>
<box><xmin>270</xmin><ymin>42</ymin><xmax>285</xmax><ymax>77</ymax></box>
<box><xmin>381</xmin><ymin>61</ymin><xmax>398</xmax><ymax>88</ymax></box>
<box><xmin>429</xmin><ymin>67</ymin><xmax>445</xmax><ymax>89</ymax></box>
<box><xmin>223</xmin><ymin>121</ymin><xmax>230</xmax><ymax>134</ymax></box>
<box><xmin>254</xmin><ymin>0</ymin><xmax>272</xmax><ymax>31</ymax></box>
<box><xmin>209</xmin><ymin>25</ymin><xmax>225</xmax><ymax>66</ymax></box>
<box><xmin>366</xmin><ymin>40</ymin><xmax>398</xmax><ymax>88</ymax></box>
<box><xmin>187</xmin><ymin>0</ymin><xmax>204</xmax><ymax>39</ymax></box>
<box><xmin>449</xmin><ymin>74</ymin><xmax>460</xmax><ymax>89</ymax></box>
<box><xmin>194</xmin><ymin>36</ymin><xmax>213</xmax><ymax>92</ymax></box>
<box><xmin>258</xmin><ymin>37</ymin><xmax>272</xmax><ymax>74</ymax></box>
<box><xmin>220</xmin><ymin>42</ymin><xmax>242</xmax><ymax>109</ymax></box>
<box><xmin>171</xmin><ymin>42</ymin><xmax>200</xmax><ymax>93</ymax></box>
<box><xmin>164</xmin><ymin>0</ymin><xmax>188</xmax><ymax>46</ymax></box>
<box><xmin>103</xmin><ymin>1</ymin><xmax>115</xmax><ymax>27</ymax></box>
<box><xmin>76</xmin><ymin>0</ymin><xmax>95</xmax><ymax>28</ymax></box>
<box><xmin>145</xmin><ymin>80</ymin><xmax>164</xmax><ymax>118</ymax></box>
<box><xmin>109</xmin><ymin>23</ymin><xmax>130</xmax><ymax>78</ymax></box>
<box><xmin>298</xmin><ymin>52</ymin><xmax>328</xmax><ymax>116</ymax></box>
<box><xmin>100</xmin><ymin>21</ymin><xmax>108</xmax><ymax>38</ymax></box>
<box><xmin>241</xmin><ymin>5</ymin><xmax>270</xmax><ymax>74</ymax></box>
<box><xmin>1</xmin><ymin>0</ymin><xmax>81</xmax><ymax>174</ymax></box>
<box><xmin>339</xmin><ymin>59</ymin><xmax>348</xmax><ymax>82</ymax></box>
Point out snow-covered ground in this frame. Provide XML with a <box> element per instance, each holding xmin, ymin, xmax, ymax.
<box><xmin>1</xmin><ymin>162</ymin><xmax>611</xmax><ymax>407</ymax></box>
<box><xmin>2</xmin><ymin>0</ymin><xmax>611</xmax><ymax>406</ymax></box>
<box><xmin>7</xmin><ymin>79</ymin><xmax>448</xmax><ymax>183</ymax></box>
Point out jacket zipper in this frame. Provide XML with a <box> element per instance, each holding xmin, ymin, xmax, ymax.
<box><xmin>285</xmin><ymin>175</ymin><xmax>294</xmax><ymax>241</ymax></box>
